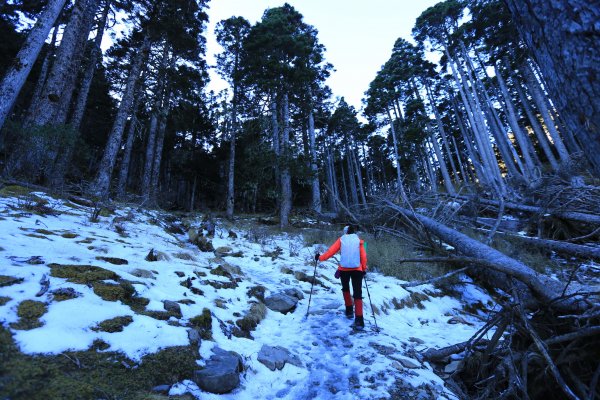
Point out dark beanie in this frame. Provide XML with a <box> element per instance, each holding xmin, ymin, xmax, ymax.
<box><xmin>346</xmin><ymin>225</ymin><xmax>355</xmax><ymax>234</ymax></box>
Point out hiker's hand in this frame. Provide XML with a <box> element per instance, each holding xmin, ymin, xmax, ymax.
<box><xmin>314</xmin><ymin>253</ymin><xmax>320</xmax><ymax>262</ymax></box>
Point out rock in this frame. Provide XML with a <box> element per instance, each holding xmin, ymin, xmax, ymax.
<box><xmin>409</xmin><ymin>337</ymin><xmax>425</xmax><ymax>345</ymax></box>
<box><xmin>228</xmin><ymin>230</ymin><xmax>238</xmax><ymax>239</ymax></box>
<box><xmin>283</xmin><ymin>288</ymin><xmax>304</xmax><ymax>300</ymax></box>
<box><xmin>174</xmin><ymin>271</ymin><xmax>185</xmax><ymax>278</ymax></box>
<box><xmin>395</xmin><ymin>357</ymin><xmax>421</xmax><ymax>369</ymax></box>
<box><xmin>25</xmin><ymin>256</ymin><xmax>44</xmax><ymax>265</ymax></box>
<box><xmin>264</xmin><ymin>293</ymin><xmax>298</xmax><ymax>314</ymax></box>
<box><xmin>196</xmin><ymin>237</ymin><xmax>214</xmax><ymax>252</ymax></box>
<box><xmin>444</xmin><ymin>360</ymin><xmax>462</xmax><ymax>374</ymax></box>
<box><xmin>392</xmin><ymin>361</ymin><xmax>403</xmax><ymax>370</ymax></box>
<box><xmin>257</xmin><ymin>345</ymin><xmax>303</xmax><ymax>371</ymax></box>
<box><xmin>447</xmin><ymin>316</ymin><xmax>472</xmax><ymax>325</ymax></box>
<box><xmin>214</xmin><ymin>246</ymin><xmax>232</xmax><ymax>257</ymax></box>
<box><xmin>145</xmin><ymin>249</ymin><xmax>158</xmax><ymax>262</ymax></box>
<box><xmin>188</xmin><ymin>228</ymin><xmax>200</xmax><ymax>243</ymax></box>
<box><xmin>131</xmin><ymin>269</ymin><xmax>155</xmax><ymax>279</ymax></box>
<box><xmin>187</xmin><ymin>328</ymin><xmax>201</xmax><ymax>346</ymax></box>
<box><xmin>163</xmin><ymin>300</ymin><xmax>182</xmax><ymax>317</ymax></box>
<box><xmin>152</xmin><ymin>385</ymin><xmax>170</xmax><ymax>394</ymax></box>
<box><xmin>193</xmin><ymin>347</ymin><xmax>243</xmax><ymax>394</ymax></box>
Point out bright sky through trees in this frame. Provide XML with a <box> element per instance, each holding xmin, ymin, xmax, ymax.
<box><xmin>206</xmin><ymin>0</ymin><xmax>440</xmax><ymax>110</ymax></box>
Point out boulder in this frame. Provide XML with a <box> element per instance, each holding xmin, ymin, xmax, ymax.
<box><xmin>264</xmin><ymin>293</ymin><xmax>298</xmax><ymax>314</ymax></box>
<box><xmin>283</xmin><ymin>288</ymin><xmax>304</xmax><ymax>301</ymax></box>
<box><xmin>163</xmin><ymin>300</ymin><xmax>182</xmax><ymax>317</ymax></box>
<box><xmin>193</xmin><ymin>347</ymin><xmax>243</xmax><ymax>394</ymax></box>
<box><xmin>257</xmin><ymin>345</ymin><xmax>303</xmax><ymax>371</ymax></box>
<box><xmin>131</xmin><ymin>269</ymin><xmax>155</xmax><ymax>279</ymax></box>
<box><xmin>214</xmin><ymin>246</ymin><xmax>232</xmax><ymax>257</ymax></box>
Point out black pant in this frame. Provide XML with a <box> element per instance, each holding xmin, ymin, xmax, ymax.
<box><xmin>340</xmin><ymin>270</ymin><xmax>363</xmax><ymax>299</ymax></box>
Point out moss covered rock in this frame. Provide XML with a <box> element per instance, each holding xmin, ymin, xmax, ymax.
<box><xmin>48</xmin><ymin>264</ymin><xmax>119</xmax><ymax>284</ymax></box>
<box><xmin>0</xmin><ymin>296</ymin><xmax>11</xmax><ymax>306</ymax></box>
<box><xmin>93</xmin><ymin>316</ymin><xmax>134</xmax><ymax>333</ymax></box>
<box><xmin>0</xmin><ymin>275</ymin><xmax>24</xmax><ymax>287</ymax></box>
<box><xmin>10</xmin><ymin>300</ymin><xmax>47</xmax><ymax>330</ymax></box>
<box><xmin>189</xmin><ymin>308</ymin><xmax>212</xmax><ymax>340</ymax></box>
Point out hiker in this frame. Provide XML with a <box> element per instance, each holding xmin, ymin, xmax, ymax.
<box><xmin>315</xmin><ymin>224</ymin><xmax>367</xmax><ymax>329</ymax></box>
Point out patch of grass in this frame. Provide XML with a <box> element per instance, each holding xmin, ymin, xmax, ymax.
<box><xmin>92</xmin><ymin>281</ymin><xmax>135</xmax><ymax>302</ymax></box>
<box><xmin>95</xmin><ymin>256</ymin><xmax>129</xmax><ymax>265</ymax></box>
<box><xmin>390</xmin><ymin>292</ymin><xmax>430</xmax><ymax>310</ymax></box>
<box><xmin>34</xmin><ymin>229</ymin><xmax>55</xmax><ymax>235</ymax></box>
<box><xmin>50</xmin><ymin>288</ymin><xmax>79</xmax><ymax>302</ymax></box>
<box><xmin>302</xmin><ymin>229</ymin><xmax>340</xmax><ymax>247</ymax></box>
<box><xmin>92</xmin><ymin>316</ymin><xmax>134</xmax><ymax>333</ymax></box>
<box><xmin>0</xmin><ymin>185</ymin><xmax>34</xmax><ymax>197</ymax></box>
<box><xmin>61</xmin><ymin>232</ymin><xmax>78</xmax><ymax>239</ymax></box>
<box><xmin>189</xmin><ymin>308</ymin><xmax>212</xmax><ymax>340</ymax></box>
<box><xmin>76</xmin><ymin>237</ymin><xmax>95</xmax><ymax>244</ymax></box>
<box><xmin>140</xmin><ymin>310</ymin><xmax>172</xmax><ymax>321</ymax></box>
<box><xmin>490</xmin><ymin>235</ymin><xmax>559</xmax><ymax>273</ymax></box>
<box><xmin>25</xmin><ymin>233</ymin><xmax>52</xmax><ymax>240</ymax></box>
<box><xmin>247</xmin><ymin>285</ymin><xmax>266</xmax><ymax>302</ymax></box>
<box><xmin>10</xmin><ymin>300</ymin><xmax>47</xmax><ymax>330</ymax></box>
<box><xmin>0</xmin><ymin>324</ymin><xmax>198</xmax><ymax>400</ymax></box>
<box><xmin>0</xmin><ymin>275</ymin><xmax>24</xmax><ymax>287</ymax></box>
<box><xmin>0</xmin><ymin>296</ymin><xmax>11</xmax><ymax>306</ymax></box>
<box><xmin>48</xmin><ymin>264</ymin><xmax>119</xmax><ymax>284</ymax></box>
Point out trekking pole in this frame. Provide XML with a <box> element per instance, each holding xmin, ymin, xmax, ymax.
<box><xmin>363</xmin><ymin>274</ymin><xmax>380</xmax><ymax>332</ymax></box>
<box><xmin>305</xmin><ymin>258</ymin><xmax>318</xmax><ymax>318</ymax></box>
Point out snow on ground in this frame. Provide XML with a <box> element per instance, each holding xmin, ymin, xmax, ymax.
<box><xmin>0</xmin><ymin>192</ymin><xmax>495</xmax><ymax>399</ymax></box>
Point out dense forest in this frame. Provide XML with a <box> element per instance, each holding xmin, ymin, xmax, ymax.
<box><xmin>0</xmin><ymin>0</ymin><xmax>599</xmax><ymax>398</ymax></box>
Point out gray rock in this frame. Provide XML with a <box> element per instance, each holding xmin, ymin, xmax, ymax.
<box><xmin>283</xmin><ymin>287</ymin><xmax>304</xmax><ymax>300</ymax></box>
<box><xmin>409</xmin><ymin>336</ymin><xmax>425</xmax><ymax>345</ymax></box>
<box><xmin>193</xmin><ymin>347</ymin><xmax>243</xmax><ymax>394</ymax></box>
<box><xmin>151</xmin><ymin>385</ymin><xmax>170</xmax><ymax>394</ymax></box>
<box><xmin>264</xmin><ymin>293</ymin><xmax>298</xmax><ymax>314</ymax></box>
<box><xmin>187</xmin><ymin>328</ymin><xmax>201</xmax><ymax>345</ymax></box>
<box><xmin>257</xmin><ymin>345</ymin><xmax>303</xmax><ymax>371</ymax></box>
<box><xmin>395</xmin><ymin>356</ymin><xmax>421</xmax><ymax>369</ymax></box>
<box><xmin>131</xmin><ymin>268</ymin><xmax>155</xmax><ymax>279</ymax></box>
<box><xmin>163</xmin><ymin>300</ymin><xmax>182</xmax><ymax>317</ymax></box>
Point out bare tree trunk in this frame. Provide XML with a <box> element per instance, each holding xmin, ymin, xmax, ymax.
<box><xmin>69</xmin><ymin>0</ymin><xmax>111</xmax><ymax>131</ymax></box>
<box><xmin>149</xmin><ymin>105</ymin><xmax>169</xmax><ymax>205</ymax></box>
<box><xmin>30</xmin><ymin>25</ymin><xmax>59</xmax><ymax>109</ymax></box>
<box><xmin>25</xmin><ymin>0</ymin><xmax>98</xmax><ymax>127</ymax></box>
<box><xmin>280</xmin><ymin>92</ymin><xmax>292</xmax><ymax>228</ymax></box>
<box><xmin>345</xmin><ymin>145</ymin><xmax>359</xmax><ymax>206</ymax></box>
<box><xmin>513</xmin><ymin>74</ymin><xmax>559</xmax><ymax>170</ymax></box>
<box><xmin>522</xmin><ymin>61</ymin><xmax>570</xmax><ymax>162</ymax></box>
<box><xmin>385</xmin><ymin>106</ymin><xmax>409</xmax><ymax>203</ymax></box>
<box><xmin>0</xmin><ymin>0</ymin><xmax>68</xmax><ymax>129</ymax></box>
<box><xmin>116</xmin><ymin>92</ymin><xmax>142</xmax><ymax>198</ymax></box>
<box><xmin>308</xmin><ymin>106</ymin><xmax>321</xmax><ymax>213</ymax></box>
<box><xmin>92</xmin><ymin>35</ymin><xmax>150</xmax><ymax>199</ymax></box>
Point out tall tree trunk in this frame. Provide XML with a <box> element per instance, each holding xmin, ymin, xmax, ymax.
<box><xmin>522</xmin><ymin>61</ymin><xmax>570</xmax><ymax>162</ymax></box>
<box><xmin>504</xmin><ymin>0</ymin><xmax>600</xmax><ymax>175</ymax></box>
<box><xmin>92</xmin><ymin>35</ymin><xmax>150</xmax><ymax>199</ymax></box>
<box><xmin>116</xmin><ymin>92</ymin><xmax>142</xmax><ymax>198</ymax></box>
<box><xmin>280</xmin><ymin>92</ymin><xmax>292</xmax><ymax>228</ymax></box>
<box><xmin>149</xmin><ymin>105</ymin><xmax>169</xmax><ymax>205</ymax></box>
<box><xmin>270</xmin><ymin>97</ymin><xmax>281</xmax><ymax>211</ymax></box>
<box><xmin>385</xmin><ymin>106</ymin><xmax>409</xmax><ymax>203</ymax></box>
<box><xmin>0</xmin><ymin>0</ymin><xmax>68</xmax><ymax>130</ymax></box>
<box><xmin>308</xmin><ymin>106</ymin><xmax>321</xmax><ymax>213</ymax></box>
<box><xmin>70</xmin><ymin>0</ymin><xmax>111</xmax><ymax>131</ymax></box>
<box><xmin>226</xmin><ymin>49</ymin><xmax>241</xmax><ymax>220</ymax></box>
<box><xmin>25</xmin><ymin>0</ymin><xmax>98</xmax><ymax>127</ymax></box>
<box><xmin>495</xmin><ymin>63</ymin><xmax>538</xmax><ymax>178</ymax></box>
<box><xmin>351</xmin><ymin>144</ymin><xmax>367</xmax><ymax>206</ymax></box>
<box><xmin>345</xmin><ymin>146</ymin><xmax>359</xmax><ymax>206</ymax></box>
<box><xmin>30</xmin><ymin>25</ymin><xmax>59</xmax><ymax>109</ymax></box>
<box><xmin>513</xmin><ymin>76</ymin><xmax>559</xmax><ymax>170</ymax></box>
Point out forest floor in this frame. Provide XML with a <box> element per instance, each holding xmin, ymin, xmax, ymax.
<box><xmin>0</xmin><ymin>188</ymin><xmax>496</xmax><ymax>399</ymax></box>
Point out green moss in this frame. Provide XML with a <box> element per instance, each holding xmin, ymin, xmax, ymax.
<box><xmin>25</xmin><ymin>233</ymin><xmax>52</xmax><ymax>240</ymax></box>
<box><xmin>189</xmin><ymin>308</ymin><xmax>212</xmax><ymax>340</ymax></box>
<box><xmin>10</xmin><ymin>300</ymin><xmax>47</xmax><ymax>330</ymax></box>
<box><xmin>0</xmin><ymin>275</ymin><xmax>24</xmax><ymax>287</ymax></box>
<box><xmin>140</xmin><ymin>310</ymin><xmax>172</xmax><ymax>321</ymax></box>
<box><xmin>93</xmin><ymin>316</ymin><xmax>134</xmax><ymax>333</ymax></box>
<box><xmin>76</xmin><ymin>237</ymin><xmax>95</xmax><ymax>244</ymax></box>
<box><xmin>95</xmin><ymin>256</ymin><xmax>129</xmax><ymax>265</ymax></box>
<box><xmin>51</xmin><ymin>288</ymin><xmax>79</xmax><ymax>302</ymax></box>
<box><xmin>48</xmin><ymin>264</ymin><xmax>119</xmax><ymax>284</ymax></box>
<box><xmin>34</xmin><ymin>229</ymin><xmax>55</xmax><ymax>235</ymax></box>
<box><xmin>210</xmin><ymin>265</ymin><xmax>231</xmax><ymax>277</ymax></box>
<box><xmin>0</xmin><ymin>185</ymin><xmax>33</xmax><ymax>197</ymax></box>
<box><xmin>0</xmin><ymin>324</ymin><xmax>199</xmax><ymax>400</ymax></box>
<box><xmin>61</xmin><ymin>232</ymin><xmax>78</xmax><ymax>239</ymax></box>
<box><xmin>92</xmin><ymin>281</ymin><xmax>134</xmax><ymax>302</ymax></box>
<box><xmin>0</xmin><ymin>296</ymin><xmax>11</xmax><ymax>306</ymax></box>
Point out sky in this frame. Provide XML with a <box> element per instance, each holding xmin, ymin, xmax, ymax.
<box><xmin>205</xmin><ymin>0</ymin><xmax>441</xmax><ymax>111</ymax></box>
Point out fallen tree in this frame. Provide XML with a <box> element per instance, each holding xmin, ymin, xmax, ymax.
<box><xmin>382</xmin><ymin>200</ymin><xmax>595</xmax><ymax>313</ymax></box>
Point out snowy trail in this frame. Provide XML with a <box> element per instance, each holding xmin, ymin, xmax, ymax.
<box><xmin>0</xmin><ymin>192</ymin><xmax>493</xmax><ymax>399</ymax></box>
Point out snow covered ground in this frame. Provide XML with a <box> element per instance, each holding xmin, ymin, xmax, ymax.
<box><xmin>0</xmin><ymin>191</ymin><xmax>495</xmax><ymax>399</ymax></box>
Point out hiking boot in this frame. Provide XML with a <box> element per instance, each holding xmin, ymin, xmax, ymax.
<box><xmin>345</xmin><ymin>306</ymin><xmax>354</xmax><ymax>319</ymax></box>
<box><xmin>353</xmin><ymin>316</ymin><xmax>365</xmax><ymax>330</ymax></box>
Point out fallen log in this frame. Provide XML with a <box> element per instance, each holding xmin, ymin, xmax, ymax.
<box><xmin>456</xmin><ymin>195</ymin><xmax>600</xmax><ymax>225</ymax></box>
<box><xmin>383</xmin><ymin>200</ymin><xmax>593</xmax><ymax>312</ymax></box>
<box><xmin>497</xmin><ymin>232</ymin><xmax>600</xmax><ymax>261</ymax></box>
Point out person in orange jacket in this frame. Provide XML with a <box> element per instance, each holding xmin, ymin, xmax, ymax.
<box><xmin>315</xmin><ymin>224</ymin><xmax>367</xmax><ymax>330</ymax></box>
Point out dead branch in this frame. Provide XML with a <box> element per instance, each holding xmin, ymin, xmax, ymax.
<box><xmin>35</xmin><ymin>274</ymin><xmax>49</xmax><ymax>297</ymax></box>
<box><xmin>399</xmin><ymin>266</ymin><xmax>469</xmax><ymax>288</ymax></box>
<box><xmin>496</xmin><ymin>232</ymin><xmax>600</xmax><ymax>261</ymax></box>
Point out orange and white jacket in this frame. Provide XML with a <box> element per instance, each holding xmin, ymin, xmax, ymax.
<box><xmin>319</xmin><ymin>233</ymin><xmax>367</xmax><ymax>272</ymax></box>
